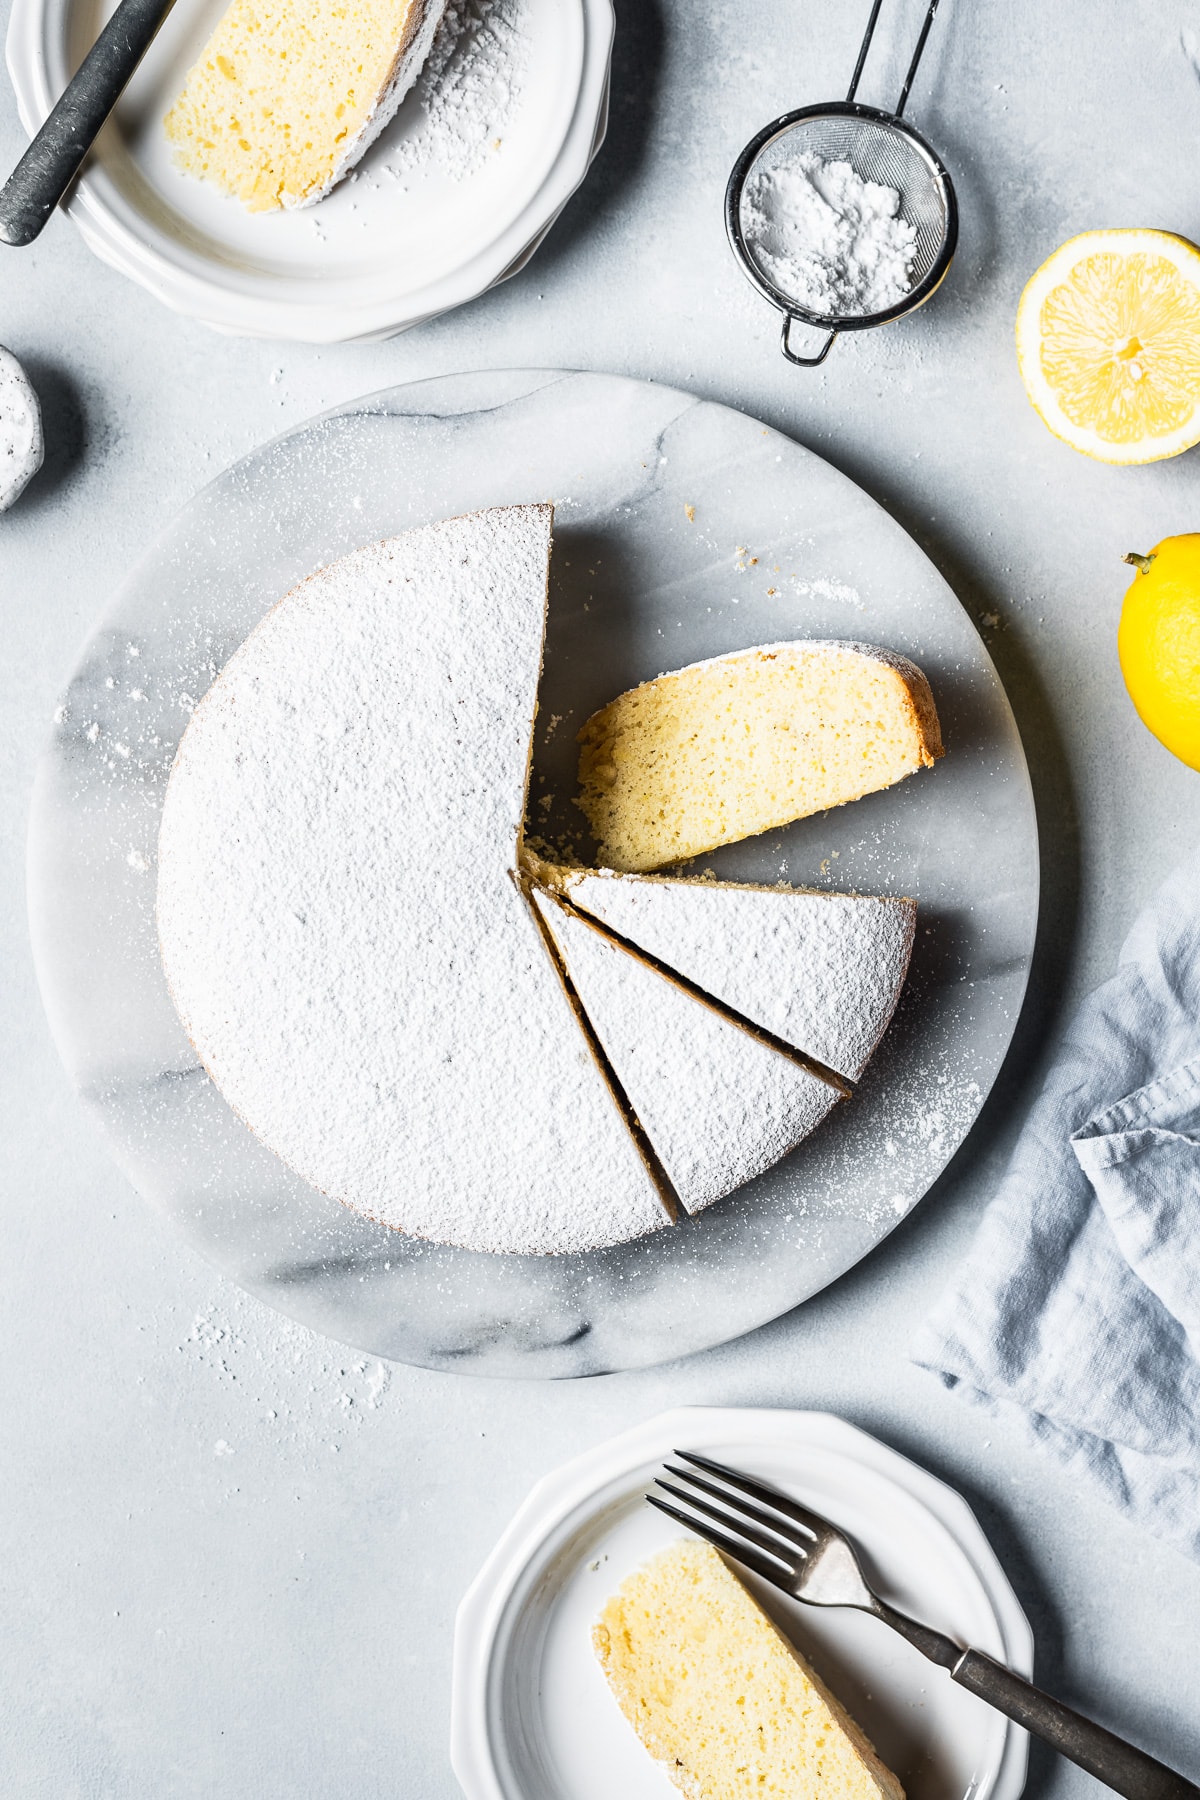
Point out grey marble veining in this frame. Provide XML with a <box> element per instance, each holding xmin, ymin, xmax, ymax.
<box><xmin>27</xmin><ymin>369</ymin><xmax>1037</xmax><ymax>1376</ymax></box>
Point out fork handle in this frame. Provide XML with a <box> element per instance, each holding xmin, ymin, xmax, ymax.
<box><xmin>952</xmin><ymin>1650</ymin><xmax>1200</xmax><ymax>1800</ymax></box>
<box><xmin>871</xmin><ymin>1603</ymin><xmax>1198</xmax><ymax>1799</ymax></box>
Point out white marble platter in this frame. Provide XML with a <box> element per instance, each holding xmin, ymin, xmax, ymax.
<box><xmin>27</xmin><ymin>369</ymin><xmax>1038</xmax><ymax>1377</ymax></box>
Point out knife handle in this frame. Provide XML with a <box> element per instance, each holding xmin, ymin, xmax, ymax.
<box><xmin>0</xmin><ymin>0</ymin><xmax>177</xmax><ymax>246</ymax></box>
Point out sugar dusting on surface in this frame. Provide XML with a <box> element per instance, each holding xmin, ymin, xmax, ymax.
<box><xmin>181</xmin><ymin>1294</ymin><xmax>392</xmax><ymax>1452</ymax></box>
<box><xmin>155</xmin><ymin>507</ymin><xmax>669</xmax><ymax>1255</ymax></box>
<box><xmin>534</xmin><ymin>889</ymin><xmax>840</xmax><ymax>1215</ymax></box>
<box><xmin>382</xmin><ymin>0</ymin><xmax>531</xmax><ymax>185</ymax></box>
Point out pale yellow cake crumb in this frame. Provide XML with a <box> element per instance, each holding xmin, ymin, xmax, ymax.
<box><xmin>576</xmin><ymin>639</ymin><xmax>943</xmax><ymax>872</ymax></box>
<box><xmin>593</xmin><ymin>1539</ymin><xmax>905</xmax><ymax>1800</ymax></box>
<box><xmin>164</xmin><ymin>0</ymin><xmax>438</xmax><ymax>212</ymax></box>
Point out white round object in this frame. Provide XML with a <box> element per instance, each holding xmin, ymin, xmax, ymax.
<box><xmin>451</xmin><ymin>1408</ymin><xmax>1033</xmax><ymax>1800</ymax></box>
<box><xmin>4</xmin><ymin>0</ymin><xmax>613</xmax><ymax>342</ymax></box>
<box><xmin>155</xmin><ymin>506</ymin><xmax>670</xmax><ymax>1256</ymax></box>
<box><xmin>0</xmin><ymin>345</ymin><xmax>43</xmax><ymax>511</ymax></box>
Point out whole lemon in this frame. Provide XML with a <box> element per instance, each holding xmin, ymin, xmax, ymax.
<box><xmin>1118</xmin><ymin>535</ymin><xmax>1200</xmax><ymax>769</ymax></box>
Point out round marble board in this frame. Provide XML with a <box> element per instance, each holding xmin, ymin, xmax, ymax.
<box><xmin>28</xmin><ymin>370</ymin><xmax>1038</xmax><ymax>1377</ymax></box>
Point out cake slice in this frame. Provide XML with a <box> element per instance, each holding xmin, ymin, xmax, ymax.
<box><xmin>594</xmin><ymin>1538</ymin><xmax>905</xmax><ymax>1800</ymax></box>
<box><xmin>157</xmin><ymin>506</ymin><xmax>673</xmax><ymax>1255</ymax></box>
<box><xmin>538</xmin><ymin>865</ymin><xmax>915</xmax><ymax>1082</ymax></box>
<box><xmin>164</xmin><ymin>0</ymin><xmax>446</xmax><ymax>211</ymax></box>
<box><xmin>576</xmin><ymin>640</ymin><xmax>943</xmax><ymax>872</ymax></box>
<box><xmin>530</xmin><ymin>889</ymin><xmax>842</xmax><ymax>1215</ymax></box>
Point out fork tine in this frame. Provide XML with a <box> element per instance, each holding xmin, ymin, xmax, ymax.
<box><xmin>661</xmin><ymin>1466</ymin><xmax>810</xmax><ymax>1558</ymax></box>
<box><xmin>655</xmin><ymin>1479</ymin><xmax>805</xmax><ymax>1570</ymax></box>
<box><xmin>645</xmin><ymin>1493</ymin><xmax>796</xmax><ymax>1590</ymax></box>
<box><xmin>674</xmin><ymin>1449</ymin><xmax>830</xmax><ymax>1541</ymax></box>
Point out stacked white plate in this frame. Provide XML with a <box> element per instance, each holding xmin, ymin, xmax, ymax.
<box><xmin>5</xmin><ymin>0</ymin><xmax>613</xmax><ymax>341</ymax></box>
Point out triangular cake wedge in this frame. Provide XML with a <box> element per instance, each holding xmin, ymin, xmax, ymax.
<box><xmin>594</xmin><ymin>1538</ymin><xmax>906</xmax><ymax>1800</ymax></box>
<box><xmin>531</xmin><ymin>889</ymin><xmax>841</xmax><ymax>1215</ymax></box>
<box><xmin>543</xmin><ymin>866</ymin><xmax>916</xmax><ymax>1083</ymax></box>
<box><xmin>157</xmin><ymin>506</ymin><xmax>671</xmax><ymax>1256</ymax></box>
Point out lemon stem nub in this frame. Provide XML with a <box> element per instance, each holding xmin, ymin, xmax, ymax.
<box><xmin>1122</xmin><ymin>552</ymin><xmax>1156</xmax><ymax>574</ymax></box>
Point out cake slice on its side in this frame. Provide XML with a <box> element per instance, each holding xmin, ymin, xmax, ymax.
<box><xmin>538</xmin><ymin>864</ymin><xmax>915</xmax><ymax>1083</ymax></box>
<box><xmin>531</xmin><ymin>889</ymin><xmax>842</xmax><ymax>1215</ymax></box>
<box><xmin>576</xmin><ymin>640</ymin><xmax>943</xmax><ymax>872</ymax></box>
<box><xmin>164</xmin><ymin>0</ymin><xmax>446</xmax><ymax>212</ymax></box>
<box><xmin>594</xmin><ymin>1538</ymin><xmax>905</xmax><ymax>1800</ymax></box>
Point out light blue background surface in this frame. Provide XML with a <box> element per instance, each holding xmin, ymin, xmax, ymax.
<box><xmin>2</xmin><ymin>1</ymin><xmax>1200</xmax><ymax>1793</ymax></box>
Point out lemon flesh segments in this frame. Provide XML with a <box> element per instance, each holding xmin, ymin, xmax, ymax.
<box><xmin>1017</xmin><ymin>230</ymin><xmax>1200</xmax><ymax>465</ymax></box>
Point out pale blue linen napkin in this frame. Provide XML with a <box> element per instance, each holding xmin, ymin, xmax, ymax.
<box><xmin>912</xmin><ymin>844</ymin><xmax>1200</xmax><ymax>1557</ymax></box>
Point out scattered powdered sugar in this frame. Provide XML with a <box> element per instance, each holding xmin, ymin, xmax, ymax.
<box><xmin>383</xmin><ymin>0</ymin><xmax>531</xmax><ymax>185</ymax></box>
<box><xmin>742</xmin><ymin>153</ymin><xmax>917</xmax><ymax>317</ymax></box>
<box><xmin>793</xmin><ymin>576</ymin><xmax>865</xmax><ymax>612</ymax></box>
<box><xmin>178</xmin><ymin>1295</ymin><xmax>393</xmax><ymax>1453</ymax></box>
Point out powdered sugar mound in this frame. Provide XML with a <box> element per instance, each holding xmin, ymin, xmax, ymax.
<box><xmin>742</xmin><ymin>153</ymin><xmax>917</xmax><ymax>317</ymax></box>
<box><xmin>384</xmin><ymin>0</ymin><xmax>530</xmax><ymax>185</ymax></box>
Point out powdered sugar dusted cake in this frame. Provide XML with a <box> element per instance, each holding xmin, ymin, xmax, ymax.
<box><xmin>157</xmin><ymin>506</ymin><xmax>671</xmax><ymax>1255</ymax></box>
<box><xmin>531</xmin><ymin>890</ymin><xmax>842</xmax><ymax>1214</ymax></box>
<box><xmin>545</xmin><ymin>867</ymin><xmax>916</xmax><ymax>1082</ymax></box>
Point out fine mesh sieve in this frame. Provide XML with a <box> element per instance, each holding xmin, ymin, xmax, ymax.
<box><xmin>726</xmin><ymin>0</ymin><xmax>957</xmax><ymax>367</ymax></box>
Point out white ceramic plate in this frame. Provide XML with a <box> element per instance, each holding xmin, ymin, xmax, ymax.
<box><xmin>452</xmin><ymin>1409</ymin><xmax>1032</xmax><ymax>1800</ymax></box>
<box><xmin>5</xmin><ymin>0</ymin><xmax>612</xmax><ymax>340</ymax></box>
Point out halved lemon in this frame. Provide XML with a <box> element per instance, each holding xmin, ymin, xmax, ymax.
<box><xmin>1016</xmin><ymin>229</ymin><xmax>1200</xmax><ymax>464</ymax></box>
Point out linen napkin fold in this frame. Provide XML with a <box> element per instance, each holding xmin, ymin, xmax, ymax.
<box><xmin>911</xmin><ymin>844</ymin><xmax>1200</xmax><ymax>1558</ymax></box>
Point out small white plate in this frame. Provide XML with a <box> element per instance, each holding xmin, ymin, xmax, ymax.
<box><xmin>452</xmin><ymin>1409</ymin><xmax>1031</xmax><ymax>1800</ymax></box>
<box><xmin>5</xmin><ymin>0</ymin><xmax>612</xmax><ymax>341</ymax></box>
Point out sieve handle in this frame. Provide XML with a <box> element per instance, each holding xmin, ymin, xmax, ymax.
<box><xmin>781</xmin><ymin>317</ymin><xmax>837</xmax><ymax>367</ymax></box>
<box><xmin>846</xmin><ymin>0</ymin><xmax>943</xmax><ymax>117</ymax></box>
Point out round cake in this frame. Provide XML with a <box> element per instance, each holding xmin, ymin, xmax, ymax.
<box><xmin>157</xmin><ymin>506</ymin><xmax>671</xmax><ymax>1255</ymax></box>
<box><xmin>156</xmin><ymin>504</ymin><xmax>923</xmax><ymax>1255</ymax></box>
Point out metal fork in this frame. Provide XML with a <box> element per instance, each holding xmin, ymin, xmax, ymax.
<box><xmin>648</xmin><ymin>1451</ymin><xmax>1200</xmax><ymax>1800</ymax></box>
